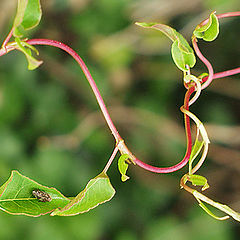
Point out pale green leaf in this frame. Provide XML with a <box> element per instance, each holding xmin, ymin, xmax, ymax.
<box><xmin>0</xmin><ymin>171</ymin><xmax>70</xmax><ymax>217</ymax></box>
<box><xmin>189</xmin><ymin>139</ymin><xmax>204</xmax><ymax>173</ymax></box>
<box><xmin>15</xmin><ymin>37</ymin><xmax>43</xmax><ymax>70</ymax></box>
<box><xmin>13</xmin><ymin>0</ymin><xmax>42</xmax><ymax>37</ymax></box>
<box><xmin>51</xmin><ymin>172</ymin><xmax>115</xmax><ymax>216</ymax></box>
<box><xmin>118</xmin><ymin>154</ymin><xmax>130</xmax><ymax>182</ymax></box>
<box><xmin>188</xmin><ymin>174</ymin><xmax>209</xmax><ymax>191</ymax></box>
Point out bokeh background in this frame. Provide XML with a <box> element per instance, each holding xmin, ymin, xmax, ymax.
<box><xmin>0</xmin><ymin>0</ymin><xmax>239</xmax><ymax>239</ymax></box>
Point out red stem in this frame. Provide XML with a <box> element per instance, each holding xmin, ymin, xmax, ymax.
<box><xmin>193</xmin><ymin>11</ymin><xmax>240</xmax><ymax>89</ymax></box>
<box><xmin>0</xmin><ymin>11</ymin><xmax>239</xmax><ymax>175</ymax></box>
<box><xmin>134</xmin><ymin>87</ymin><xmax>194</xmax><ymax>173</ymax></box>
<box><xmin>200</xmin><ymin>11</ymin><xmax>240</xmax><ymax>26</ymax></box>
<box><xmin>25</xmin><ymin>39</ymin><xmax>194</xmax><ymax>173</ymax></box>
<box><xmin>26</xmin><ymin>39</ymin><xmax>122</xmax><ymax>143</ymax></box>
<box><xmin>203</xmin><ymin>67</ymin><xmax>240</xmax><ymax>82</ymax></box>
<box><xmin>1</xmin><ymin>38</ymin><xmax>194</xmax><ymax>173</ymax></box>
<box><xmin>1</xmin><ymin>28</ymin><xmax>13</xmax><ymax>49</ymax></box>
<box><xmin>192</xmin><ymin>38</ymin><xmax>214</xmax><ymax>90</ymax></box>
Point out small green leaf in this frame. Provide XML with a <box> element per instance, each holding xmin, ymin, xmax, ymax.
<box><xmin>198</xmin><ymin>72</ymin><xmax>208</xmax><ymax>81</ymax></box>
<box><xmin>189</xmin><ymin>139</ymin><xmax>204</xmax><ymax>174</ymax></box>
<box><xmin>171</xmin><ymin>39</ymin><xmax>196</xmax><ymax>71</ymax></box>
<box><xmin>0</xmin><ymin>171</ymin><xmax>70</xmax><ymax>217</ymax></box>
<box><xmin>15</xmin><ymin>37</ymin><xmax>43</xmax><ymax>70</ymax></box>
<box><xmin>118</xmin><ymin>154</ymin><xmax>130</xmax><ymax>182</ymax></box>
<box><xmin>193</xmin><ymin>12</ymin><xmax>219</xmax><ymax>41</ymax></box>
<box><xmin>51</xmin><ymin>172</ymin><xmax>115</xmax><ymax>216</ymax></box>
<box><xmin>197</xmin><ymin>198</ymin><xmax>229</xmax><ymax>220</ymax></box>
<box><xmin>13</xmin><ymin>0</ymin><xmax>42</xmax><ymax>37</ymax></box>
<box><xmin>188</xmin><ymin>174</ymin><xmax>209</xmax><ymax>191</ymax></box>
<box><xmin>136</xmin><ymin>22</ymin><xmax>196</xmax><ymax>71</ymax></box>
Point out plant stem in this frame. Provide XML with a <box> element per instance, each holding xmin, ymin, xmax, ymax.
<box><xmin>193</xmin><ymin>11</ymin><xmax>240</xmax><ymax>89</ymax></box>
<box><xmin>24</xmin><ymin>39</ymin><xmax>195</xmax><ymax>173</ymax></box>
<box><xmin>1</xmin><ymin>28</ymin><xmax>13</xmax><ymax>50</ymax></box>
<box><xmin>133</xmin><ymin>87</ymin><xmax>194</xmax><ymax>173</ymax></box>
<box><xmin>103</xmin><ymin>146</ymin><xmax>119</xmax><ymax>173</ymax></box>
<box><xmin>200</xmin><ymin>11</ymin><xmax>240</xmax><ymax>26</ymax></box>
<box><xmin>26</xmin><ymin>39</ymin><xmax>122</xmax><ymax>143</ymax></box>
<box><xmin>203</xmin><ymin>67</ymin><xmax>240</xmax><ymax>81</ymax></box>
<box><xmin>192</xmin><ymin>38</ymin><xmax>214</xmax><ymax>90</ymax></box>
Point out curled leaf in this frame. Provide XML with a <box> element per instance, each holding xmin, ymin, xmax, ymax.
<box><xmin>118</xmin><ymin>154</ymin><xmax>130</xmax><ymax>182</ymax></box>
<box><xmin>193</xmin><ymin>191</ymin><xmax>240</xmax><ymax>221</ymax></box>
<box><xmin>15</xmin><ymin>37</ymin><xmax>43</xmax><ymax>70</ymax></box>
<box><xmin>13</xmin><ymin>0</ymin><xmax>42</xmax><ymax>37</ymax></box>
<box><xmin>188</xmin><ymin>174</ymin><xmax>209</xmax><ymax>191</ymax></box>
<box><xmin>51</xmin><ymin>172</ymin><xmax>115</xmax><ymax>216</ymax></box>
<box><xmin>193</xmin><ymin>12</ymin><xmax>219</xmax><ymax>41</ymax></box>
<box><xmin>136</xmin><ymin>22</ymin><xmax>196</xmax><ymax>71</ymax></box>
<box><xmin>189</xmin><ymin>139</ymin><xmax>204</xmax><ymax>174</ymax></box>
<box><xmin>198</xmin><ymin>199</ymin><xmax>229</xmax><ymax>221</ymax></box>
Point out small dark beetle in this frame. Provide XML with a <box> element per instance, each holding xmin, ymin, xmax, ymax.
<box><xmin>32</xmin><ymin>189</ymin><xmax>52</xmax><ymax>202</ymax></box>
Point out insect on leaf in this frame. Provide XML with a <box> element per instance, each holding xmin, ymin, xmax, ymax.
<box><xmin>0</xmin><ymin>171</ymin><xmax>70</xmax><ymax>217</ymax></box>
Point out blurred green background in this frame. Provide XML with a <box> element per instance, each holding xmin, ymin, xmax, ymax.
<box><xmin>0</xmin><ymin>0</ymin><xmax>239</xmax><ymax>239</ymax></box>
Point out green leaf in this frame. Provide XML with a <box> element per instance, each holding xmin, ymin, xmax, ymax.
<box><xmin>0</xmin><ymin>171</ymin><xmax>70</xmax><ymax>217</ymax></box>
<box><xmin>189</xmin><ymin>139</ymin><xmax>204</xmax><ymax>174</ymax></box>
<box><xmin>136</xmin><ymin>22</ymin><xmax>177</xmax><ymax>42</ymax></box>
<box><xmin>13</xmin><ymin>0</ymin><xmax>42</xmax><ymax>37</ymax></box>
<box><xmin>193</xmin><ymin>12</ymin><xmax>219</xmax><ymax>41</ymax></box>
<box><xmin>171</xmin><ymin>38</ymin><xmax>196</xmax><ymax>71</ymax></box>
<box><xmin>15</xmin><ymin>37</ymin><xmax>43</xmax><ymax>70</ymax></box>
<box><xmin>188</xmin><ymin>174</ymin><xmax>209</xmax><ymax>191</ymax></box>
<box><xmin>118</xmin><ymin>154</ymin><xmax>130</xmax><ymax>182</ymax></box>
<box><xmin>136</xmin><ymin>22</ymin><xmax>196</xmax><ymax>71</ymax></box>
<box><xmin>51</xmin><ymin>172</ymin><xmax>115</xmax><ymax>216</ymax></box>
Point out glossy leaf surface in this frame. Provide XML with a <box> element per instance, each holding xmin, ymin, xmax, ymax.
<box><xmin>51</xmin><ymin>172</ymin><xmax>115</xmax><ymax>216</ymax></box>
<box><xmin>0</xmin><ymin>171</ymin><xmax>70</xmax><ymax>217</ymax></box>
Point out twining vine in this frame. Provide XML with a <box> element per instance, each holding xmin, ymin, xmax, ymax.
<box><xmin>0</xmin><ymin>0</ymin><xmax>239</xmax><ymax>220</ymax></box>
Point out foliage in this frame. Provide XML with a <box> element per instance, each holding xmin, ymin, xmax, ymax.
<box><xmin>0</xmin><ymin>0</ymin><xmax>239</xmax><ymax>238</ymax></box>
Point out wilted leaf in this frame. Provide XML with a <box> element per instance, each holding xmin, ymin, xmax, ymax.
<box><xmin>51</xmin><ymin>172</ymin><xmax>115</xmax><ymax>216</ymax></box>
<box><xmin>0</xmin><ymin>171</ymin><xmax>70</xmax><ymax>217</ymax></box>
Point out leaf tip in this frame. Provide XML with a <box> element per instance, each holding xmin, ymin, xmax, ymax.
<box><xmin>121</xmin><ymin>175</ymin><xmax>130</xmax><ymax>182</ymax></box>
<box><xmin>135</xmin><ymin>22</ymin><xmax>156</xmax><ymax>28</ymax></box>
